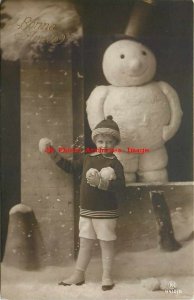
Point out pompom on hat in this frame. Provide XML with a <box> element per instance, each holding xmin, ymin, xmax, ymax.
<box><xmin>92</xmin><ymin>115</ymin><xmax>120</xmax><ymax>144</ymax></box>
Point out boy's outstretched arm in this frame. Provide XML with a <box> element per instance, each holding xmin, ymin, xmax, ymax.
<box><xmin>39</xmin><ymin>138</ymin><xmax>83</xmax><ymax>175</ymax></box>
<box><xmin>50</xmin><ymin>148</ymin><xmax>83</xmax><ymax>175</ymax></box>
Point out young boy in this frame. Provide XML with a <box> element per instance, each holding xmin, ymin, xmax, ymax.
<box><xmin>39</xmin><ymin>115</ymin><xmax>126</xmax><ymax>291</ymax></box>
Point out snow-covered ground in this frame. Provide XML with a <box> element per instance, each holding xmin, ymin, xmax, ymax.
<box><xmin>1</xmin><ymin>240</ymin><xmax>194</xmax><ymax>300</ymax></box>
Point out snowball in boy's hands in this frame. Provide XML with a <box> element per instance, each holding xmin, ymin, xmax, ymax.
<box><xmin>100</xmin><ymin>167</ymin><xmax>116</xmax><ymax>181</ymax></box>
<box><xmin>86</xmin><ymin>168</ymin><xmax>100</xmax><ymax>187</ymax></box>
<box><xmin>39</xmin><ymin>137</ymin><xmax>53</xmax><ymax>153</ymax></box>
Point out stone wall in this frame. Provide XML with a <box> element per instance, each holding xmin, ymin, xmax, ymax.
<box><xmin>21</xmin><ymin>48</ymin><xmax>75</xmax><ymax>265</ymax></box>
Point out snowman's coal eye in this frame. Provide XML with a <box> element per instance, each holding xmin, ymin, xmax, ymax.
<box><xmin>120</xmin><ymin>54</ymin><xmax>125</xmax><ymax>59</ymax></box>
<box><xmin>142</xmin><ymin>51</ymin><xmax>147</xmax><ymax>56</ymax></box>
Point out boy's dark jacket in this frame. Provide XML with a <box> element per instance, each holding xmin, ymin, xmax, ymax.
<box><xmin>50</xmin><ymin>149</ymin><xmax>126</xmax><ymax>219</ymax></box>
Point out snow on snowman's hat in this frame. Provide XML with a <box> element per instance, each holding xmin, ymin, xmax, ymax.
<box><xmin>92</xmin><ymin>115</ymin><xmax>120</xmax><ymax>144</ymax></box>
<box><xmin>110</xmin><ymin>0</ymin><xmax>156</xmax><ymax>50</ymax></box>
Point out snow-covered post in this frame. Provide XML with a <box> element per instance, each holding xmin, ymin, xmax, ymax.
<box><xmin>150</xmin><ymin>191</ymin><xmax>181</xmax><ymax>251</ymax></box>
<box><xmin>3</xmin><ymin>204</ymin><xmax>46</xmax><ymax>270</ymax></box>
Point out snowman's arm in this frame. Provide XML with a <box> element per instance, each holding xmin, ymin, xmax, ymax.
<box><xmin>86</xmin><ymin>85</ymin><xmax>108</xmax><ymax>129</ymax></box>
<box><xmin>158</xmin><ymin>81</ymin><xmax>183</xmax><ymax>141</ymax></box>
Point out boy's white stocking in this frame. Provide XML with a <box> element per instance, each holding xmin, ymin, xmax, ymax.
<box><xmin>60</xmin><ymin>237</ymin><xmax>94</xmax><ymax>285</ymax></box>
<box><xmin>99</xmin><ymin>240</ymin><xmax>115</xmax><ymax>286</ymax></box>
<box><xmin>76</xmin><ymin>237</ymin><xmax>94</xmax><ymax>272</ymax></box>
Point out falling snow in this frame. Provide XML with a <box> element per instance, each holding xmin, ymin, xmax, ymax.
<box><xmin>77</xmin><ymin>72</ymin><xmax>84</xmax><ymax>79</ymax></box>
<box><xmin>176</xmin><ymin>207</ymin><xmax>182</xmax><ymax>211</ymax></box>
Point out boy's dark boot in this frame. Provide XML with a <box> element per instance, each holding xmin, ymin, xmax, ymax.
<box><xmin>150</xmin><ymin>191</ymin><xmax>182</xmax><ymax>251</ymax></box>
<box><xmin>58</xmin><ymin>238</ymin><xmax>94</xmax><ymax>286</ymax></box>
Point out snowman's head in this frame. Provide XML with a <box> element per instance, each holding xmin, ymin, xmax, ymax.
<box><xmin>102</xmin><ymin>39</ymin><xmax>156</xmax><ymax>87</ymax></box>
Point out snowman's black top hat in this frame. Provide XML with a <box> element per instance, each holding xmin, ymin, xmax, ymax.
<box><xmin>109</xmin><ymin>1</ymin><xmax>156</xmax><ymax>51</ymax></box>
<box><xmin>125</xmin><ymin>0</ymin><xmax>155</xmax><ymax>38</ymax></box>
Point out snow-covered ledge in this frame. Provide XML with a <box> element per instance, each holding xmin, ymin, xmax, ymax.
<box><xmin>126</xmin><ymin>181</ymin><xmax>194</xmax><ymax>187</ymax></box>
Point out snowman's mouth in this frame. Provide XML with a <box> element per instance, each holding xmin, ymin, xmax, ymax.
<box><xmin>127</xmin><ymin>67</ymin><xmax>148</xmax><ymax>78</ymax></box>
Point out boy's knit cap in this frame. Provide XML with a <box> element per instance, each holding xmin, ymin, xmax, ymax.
<box><xmin>92</xmin><ymin>115</ymin><xmax>120</xmax><ymax>144</ymax></box>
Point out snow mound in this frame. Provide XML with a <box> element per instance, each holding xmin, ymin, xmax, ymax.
<box><xmin>9</xmin><ymin>204</ymin><xmax>32</xmax><ymax>215</ymax></box>
<box><xmin>1</xmin><ymin>241</ymin><xmax>194</xmax><ymax>300</ymax></box>
<box><xmin>141</xmin><ymin>277</ymin><xmax>160</xmax><ymax>291</ymax></box>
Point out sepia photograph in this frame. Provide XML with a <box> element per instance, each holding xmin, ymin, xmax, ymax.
<box><xmin>1</xmin><ymin>0</ymin><xmax>193</xmax><ymax>299</ymax></box>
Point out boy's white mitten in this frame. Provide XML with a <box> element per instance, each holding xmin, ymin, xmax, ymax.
<box><xmin>86</xmin><ymin>168</ymin><xmax>100</xmax><ymax>187</ymax></box>
<box><xmin>39</xmin><ymin>137</ymin><xmax>53</xmax><ymax>153</ymax></box>
<box><xmin>100</xmin><ymin>167</ymin><xmax>116</xmax><ymax>181</ymax></box>
<box><xmin>86</xmin><ymin>168</ymin><xmax>99</xmax><ymax>178</ymax></box>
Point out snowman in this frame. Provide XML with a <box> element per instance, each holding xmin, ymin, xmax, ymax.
<box><xmin>86</xmin><ymin>36</ymin><xmax>183</xmax><ymax>184</ymax></box>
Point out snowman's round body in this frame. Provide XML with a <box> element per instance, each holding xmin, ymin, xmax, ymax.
<box><xmin>104</xmin><ymin>82</ymin><xmax>170</xmax><ymax>149</ymax></box>
<box><xmin>86</xmin><ymin>39</ymin><xmax>183</xmax><ymax>184</ymax></box>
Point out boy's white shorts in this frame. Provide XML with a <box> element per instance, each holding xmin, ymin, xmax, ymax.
<box><xmin>79</xmin><ymin>216</ymin><xmax>117</xmax><ymax>241</ymax></box>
